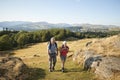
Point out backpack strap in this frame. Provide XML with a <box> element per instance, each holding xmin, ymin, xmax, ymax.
<box><xmin>49</xmin><ymin>42</ymin><xmax>57</xmax><ymax>49</ymax></box>
<box><xmin>55</xmin><ymin>42</ymin><xmax>57</xmax><ymax>48</ymax></box>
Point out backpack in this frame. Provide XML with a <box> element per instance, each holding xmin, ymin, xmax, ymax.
<box><xmin>49</xmin><ymin>42</ymin><xmax>57</xmax><ymax>49</ymax></box>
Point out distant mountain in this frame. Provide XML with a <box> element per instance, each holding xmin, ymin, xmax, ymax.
<box><xmin>0</xmin><ymin>21</ymin><xmax>120</xmax><ymax>31</ymax></box>
<box><xmin>72</xmin><ymin>23</ymin><xmax>119</xmax><ymax>28</ymax></box>
<box><xmin>70</xmin><ymin>23</ymin><xmax>120</xmax><ymax>32</ymax></box>
<box><xmin>0</xmin><ymin>21</ymin><xmax>32</xmax><ymax>31</ymax></box>
<box><xmin>0</xmin><ymin>21</ymin><xmax>32</xmax><ymax>27</ymax></box>
<box><xmin>0</xmin><ymin>21</ymin><xmax>72</xmax><ymax>31</ymax></box>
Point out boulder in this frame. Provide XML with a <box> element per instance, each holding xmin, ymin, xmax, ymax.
<box><xmin>92</xmin><ymin>57</ymin><xmax>120</xmax><ymax>80</ymax></box>
<box><xmin>0</xmin><ymin>57</ymin><xmax>28</xmax><ymax>80</ymax></box>
<box><xmin>73</xmin><ymin>50</ymin><xmax>120</xmax><ymax>80</ymax></box>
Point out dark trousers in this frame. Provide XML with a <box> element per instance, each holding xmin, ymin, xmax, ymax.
<box><xmin>49</xmin><ymin>53</ymin><xmax>57</xmax><ymax>69</ymax></box>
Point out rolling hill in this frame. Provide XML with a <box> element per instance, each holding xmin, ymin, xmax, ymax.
<box><xmin>0</xmin><ymin>21</ymin><xmax>120</xmax><ymax>31</ymax></box>
<box><xmin>11</xmin><ymin>35</ymin><xmax>119</xmax><ymax>80</ymax></box>
<box><xmin>0</xmin><ymin>34</ymin><xmax>120</xmax><ymax>80</ymax></box>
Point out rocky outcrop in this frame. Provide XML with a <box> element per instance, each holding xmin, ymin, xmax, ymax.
<box><xmin>0</xmin><ymin>57</ymin><xmax>28</xmax><ymax>80</ymax></box>
<box><xmin>73</xmin><ymin>35</ymin><xmax>120</xmax><ymax>80</ymax></box>
<box><xmin>73</xmin><ymin>50</ymin><xmax>120</xmax><ymax>80</ymax></box>
<box><xmin>92</xmin><ymin>57</ymin><xmax>120</xmax><ymax>80</ymax></box>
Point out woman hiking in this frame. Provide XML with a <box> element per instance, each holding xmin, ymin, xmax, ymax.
<box><xmin>60</xmin><ymin>41</ymin><xmax>69</xmax><ymax>72</ymax></box>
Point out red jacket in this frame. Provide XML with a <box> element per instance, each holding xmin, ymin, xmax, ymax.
<box><xmin>60</xmin><ymin>45</ymin><xmax>69</xmax><ymax>56</ymax></box>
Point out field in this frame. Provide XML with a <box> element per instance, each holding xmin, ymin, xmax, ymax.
<box><xmin>12</xmin><ymin>39</ymin><xmax>96</xmax><ymax>80</ymax></box>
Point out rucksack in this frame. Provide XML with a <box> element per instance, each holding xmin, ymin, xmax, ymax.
<box><xmin>49</xmin><ymin>42</ymin><xmax>57</xmax><ymax>49</ymax></box>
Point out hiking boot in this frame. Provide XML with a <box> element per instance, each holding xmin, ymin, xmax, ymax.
<box><xmin>61</xmin><ymin>68</ymin><xmax>64</xmax><ymax>72</ymax></box>
<box><xmin>49</xmin><ymin>69</ymin><xmax>52</xmax><ymax>72</ymax></box>
<box><xmin>52</xmin><ymin>67</ymin><xmax>55</xmax><ymax>71</ymax></box>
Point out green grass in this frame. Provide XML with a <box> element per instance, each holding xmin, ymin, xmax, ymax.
<box><xmin>13</xmin><ymin>40</ymin><xmax>96</xmax><ymax>80</ymax></box>
<box><xmin>25</xmin><ymin>57</ymin><xmax>95</xmax><ymax>80</ymax></box>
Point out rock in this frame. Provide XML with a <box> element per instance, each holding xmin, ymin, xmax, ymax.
<box><xmin>73</xmin><ymin>35</ymin><xmax>120</xmax><ymax>80</ymax></box>
<box><xmin>86</xmin><ymin>41</ymin><xmax>92</xmax><ymax>47</ymax></box>
<box><xmin>93</xmin><ymin>57</ymin><xmax>120</xmax><ymax>80</ymax></box>
<box><xmin>83</xmin><ymin>52</ymin><xmax>102</xmax><ymax>71</ymax></box>
<box><xmin>73</xmin><ymin>50</ymin><xmax>120</xmax><ymax>80</ymax></box>
<box><xmin>73</xmin><ymin>49</ymin><xmax>120</xmax><ymax>80</ymax></box>
<box><xmin>33</xmin><ymin>54</ymin><xmax>40</xmax><ymax>57</ymax></box>
<box><xmin>73</xmin><ymin>49</ymin><xmax>84</xmax><ymax>64</ymax></box>
<box><xmin>0</xmin><ymin>57</ymin><xmax>28</xmax><ymax>80</ymax></box>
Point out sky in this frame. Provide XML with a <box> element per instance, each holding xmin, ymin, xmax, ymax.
<box><xmin>0</xmin><ymin>0</ymin><xmax>120</xmax><ymax>25</ymax></box>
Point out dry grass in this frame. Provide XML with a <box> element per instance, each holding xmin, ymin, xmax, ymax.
<box><xmin>87</xmin><ymin>35</ymin><xmax>120</xmax><ymax>57</ymax></box>
<box><xmin>11</xmin><ymin>35</ymin><xmax>120</xmax><ymax>80</ymax></box>
<box><xmin>12</xmin><ymin>39</ymin><xmax>95</xmax><ymax>80</ymax></box>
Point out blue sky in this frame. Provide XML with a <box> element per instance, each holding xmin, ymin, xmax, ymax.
<box><xmin>0</xmin><ymin>0</ymin><xmax>120</xmax><ymax>25</ymax></box>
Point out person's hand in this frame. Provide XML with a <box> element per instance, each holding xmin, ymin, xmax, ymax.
<box><xmin>50</xmin><ymin>50</ymin><xmax>52</xmax><ymax>53</ymax></box>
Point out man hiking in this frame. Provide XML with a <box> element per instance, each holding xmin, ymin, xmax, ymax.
<box><xmin>47</xmin><ymin>37</ymin><xmax>58</xmax><ymax>72</ymax></box>
<box><xmin>60</xmin><ymin>41</ymin><xmax>69</xmax><ymax>72</ymax></box>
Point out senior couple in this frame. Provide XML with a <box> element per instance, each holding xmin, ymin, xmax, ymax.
<box><xmin>47</xmin><ymin>37</ymin><xmax>69</xmax><ymax>72</ymax></box>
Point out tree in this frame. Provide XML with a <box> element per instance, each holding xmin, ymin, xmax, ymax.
<box><xmin>41</xmin><ymin>30</ymin><xmax>51</xmax><ymax>42</ymax></box>
<box><xmin>16</xmin><ymin>34</ymin><xmax>29</xmax><ymax>47</ymax></box>
<box><xmin>33</xmin><ymin>32</ymin><xmax>41</xmax><ymax>42</ymax></box>
<box><xmin>0</xmin><ymin>35</ymin><xmax>12</xmax><ymax>50</ymax></box>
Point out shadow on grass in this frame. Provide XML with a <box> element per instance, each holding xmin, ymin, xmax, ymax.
<box><xmin>55</xmin><ymin>67</ymin><xmax>83</xmax><ymax>73</ymax></box>
<box><xmin>0</xmin><ymin>50</ymin><xmax>21</xmax><ymax>57</ymax></box>
<box><xmin>26</xmin><ymin>68</ymin><xmax>46</xmax><ymax>80</ymax></box>
<box><xmin>66</xmin><ymin>67</ymin><xmax>83</xmax><ymax>72</ymax></box>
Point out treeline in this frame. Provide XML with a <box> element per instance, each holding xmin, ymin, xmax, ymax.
<box><xmin>0</xmin><ymin>29</ymin><xmax>120</xmax><ymax>51</ymax></box>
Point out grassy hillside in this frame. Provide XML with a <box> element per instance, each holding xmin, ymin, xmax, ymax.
<box><xmin>12</xmin><ymin>39</ymin><xmax>96</xmax><ymax>80</ymax></box>
<box><xmin>84</xmin><ymin>35</ymin><xmax>120</xmax><ymax>57</ymax></box>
